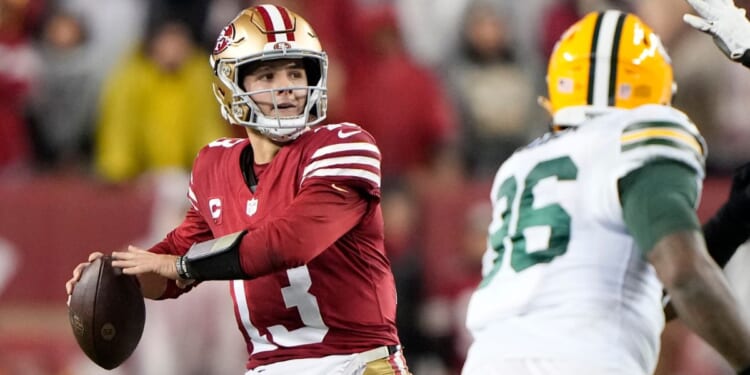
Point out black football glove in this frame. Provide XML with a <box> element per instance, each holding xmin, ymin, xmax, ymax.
<box><xmin>684</xmin><ymin>0</ymin><xmax>750</xmax><ymax>67</ymax></box>
<box><xmin>703</xmin><ymin>161</ymin><xmax>750</xmax><ymax>267</ymax></box>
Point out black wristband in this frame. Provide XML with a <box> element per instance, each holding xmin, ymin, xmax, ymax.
<box><xmin>175</xmin><ymin>256</ymin><xmax>192</xmax><ymax>280</ymax></box>
<box><xmin>183</xmin><ymin>230</ymin><xmax>248</xmax><ymax>281</ymax></box>
<box><xmin>738</xmin><ymin>365</ymin><xmax>750</xmax><ymax>375</ymax></box>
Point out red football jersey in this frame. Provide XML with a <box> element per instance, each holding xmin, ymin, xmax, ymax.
<box><xmin>150</xmin><ymin>123</ymin><xmax>400</xmax><ymax>369</ymax></box>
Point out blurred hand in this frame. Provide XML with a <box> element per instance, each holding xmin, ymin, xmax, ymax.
<box><xmin>65</xmin><ymin>252</ymin><xmax>104</xmax><ymax>305</ymax></box>
<box><xmin>112</xmin><ymin>246</ymin><xmax>180</xmax><ymax>280</ymax></box>
<box><xmin>684</xmin><ymin>0</ymin><xmax>750</xmax><ymax>65</ymax></box>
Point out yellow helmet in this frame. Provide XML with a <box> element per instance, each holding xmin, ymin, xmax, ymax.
<box><xmin>544</xmin><ymin>10</ymin><xmax>675</xmax><ymax>126</ymax></box>
<box><xmin>209</xmin><ymin>4</ymin><xmax>328</xmax><ymax>142</ymax></box>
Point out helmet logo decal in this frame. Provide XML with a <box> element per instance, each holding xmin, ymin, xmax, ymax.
<box><xmin>618</xmin><ymin>84</ymin><xmax>632</xmax><ymax>99</ymax></box>
<box><xmin>214</xmin><ymin>24</ymin><xmax>237</xmax><ymax>54</ymax></box>
<box><xmin>557</xmin><ymin>77</ymin><xmax>574</xmax><ymax>93</ymax></box>
<box><xmin>256</xmin><ymin>4</ymin><xmax>296</xmax><ymax>42</ymax></box>
<box><xmin>273</xmin><ymin>41</ymin><xmax>292</xmax><ymax>51</ymax></box>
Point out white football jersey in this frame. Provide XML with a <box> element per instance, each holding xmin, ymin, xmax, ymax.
<box><xmin>465</xmin><ymin>104</ymin><xmax>706</xmax><ymax>375</ymax></box>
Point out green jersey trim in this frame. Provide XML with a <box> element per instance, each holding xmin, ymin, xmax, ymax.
<box><xmin>618</xmin><ymin>160</ymin><xmax>700</xmax><ymax>255</ymax></box>
<box><xmin>620</xmin><ymin>121</ymin><xmax>706</xmax><ymax>160</ymax></box>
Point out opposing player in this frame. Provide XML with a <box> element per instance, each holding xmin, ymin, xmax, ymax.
<box><xmin>683</xmin><ymin>0</ymin><xmax>750</xmax><ymax>67</ymax></box>
<box><xmin>683</xmin><ymin>1</ymin><xmax>750</xmax><ymax>267</ymax></box>
<box><xmin>461</xmin><ymin>10</ymin><xmax>750</xmax><ymax>375</ymax></box>
<box><xmin>65</xmin><ymin>5</ymin><xmax>410</xmax><ymax>375</ymax></box>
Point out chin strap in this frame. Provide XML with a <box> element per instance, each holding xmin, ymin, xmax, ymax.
<box><xmin>176</xmin><ymin>230</ymin><xmax>248</xmax><ymax>281</ymax></box>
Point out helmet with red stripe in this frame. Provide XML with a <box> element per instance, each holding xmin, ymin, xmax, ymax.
<box><xmin>210</xmin><ymin>4</ymin><xmax>328</xmax><ymax>142</ymax></box>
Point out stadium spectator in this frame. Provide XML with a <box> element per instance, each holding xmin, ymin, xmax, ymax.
<box><xmin>0</xmin><ymin>0</ymin><xmax>43</xmax><ymax>175</ymax></box>
<box><xmin>28</xmin><ymin>9</ymin><xmax>98</xmax><ymax>172</ymax></box>
<box><xmin>338</xmin><ymin>5</ymin><xmax>459</xmax><ymax>183</ymax></box>
<box><xmin>58</xmin><ymin>0</ymin><xmax>146</xmax><ymax>82</ymax></box>
<box><xmin>444</xmin><ymin>0</ymin><xmax>537</xmax><ymax>178</ymax></box>
<box><xmin>93</xmin><ymin>18</ymin><xmax>228</xmax><ymax>183</ymax></box>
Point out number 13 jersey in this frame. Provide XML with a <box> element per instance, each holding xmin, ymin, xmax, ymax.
<box><xmin>150</xmin><ymin>123</ymin><xmax>400</xmax><ymax>369</ymax></box>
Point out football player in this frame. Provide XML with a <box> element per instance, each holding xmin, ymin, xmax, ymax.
<box><xmin>683</xmin><ymin>1</ymin><xmax>750</xmax><ymax>267</ymax></box>
<box><xmin>684</xmin><ymin>0</ymin><xmax>750</xmax><ymax>67</ymax></box>
<box><xmin>461</xmin><ymin>10</ymin><xmax>750</xmax><ymax>375</ymax></box>
<box><xmin>66</xmin><ymin>5</ymin><xmax>410</xmax><ymax>375</ymax></box>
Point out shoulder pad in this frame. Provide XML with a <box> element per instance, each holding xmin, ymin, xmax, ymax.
<box><xmin>300</xmin><ymin>123</ymin><xmax>382</xmax><ymax>191</ymax></box>
<box><xmin>618</xmin><ymin>106</ymin><xmax>706</xmax><ymax>178</ymax></box>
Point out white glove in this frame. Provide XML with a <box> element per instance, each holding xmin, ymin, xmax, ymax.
<box><xmin>684</xmin><ymin>0</ymin><xmax>750</xmax><ymax>65</ymax></box>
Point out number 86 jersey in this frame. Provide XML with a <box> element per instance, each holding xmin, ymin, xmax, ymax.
<box><xmin>465</xmin><ymin>105</ymin><xmax>706</xmax><ymax>374</ymax></box>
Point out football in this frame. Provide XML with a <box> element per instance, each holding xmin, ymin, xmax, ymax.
<box><xmin>68</xmin><ymin>255</ymin><xmax>145</xmax><ymax>370</ymax></box>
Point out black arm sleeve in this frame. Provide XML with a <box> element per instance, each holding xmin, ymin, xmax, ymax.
<box><xmin>702</xmin><ymin>162</ymin><xmax>750</xmax><ymax>268</ymax></box>
<box><xmin>702</xmin><ymin>204</ymin><xmax>750</xmax><ymax>268</ymax></box>
<box><xmin>181</xmin><ymin>230</ymin><xmax>248</xmax><ymax>281</ymax></box>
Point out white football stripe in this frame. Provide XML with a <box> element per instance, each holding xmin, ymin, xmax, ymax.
<box><xmin>258</xmin><ymin>4</ymin><xmax>289</xmax><ymax>42</ymax></box>
<box><xmin>311</xmin><ymin>143</ymin><xmax>380</xmax><ymax>159</ymax></box>
<box><xmin>592</xmin><ymin>11</ymin><xmax>621</xmax><ymax>106</ymax></box>
<box><xmin>188</xmin><ymin>186</ymin><xmax>198</xmax><ymax>210</ymax></box>
<box><xmin>302</xmin><ymin>156</ymin><xmax>380</xmax><ymax>178</ymax></box>
<box><xmin>233</xmin><ymin>280</ymin><xmax>277</xmax><ymax>354</ymax></box>
<box><xmin>305</xmin><ymin>168</ymin><xmax>381</xmax><ymax>187</ymax></box>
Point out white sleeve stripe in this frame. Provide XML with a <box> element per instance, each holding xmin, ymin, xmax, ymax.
<box><xmin>188</xmin><ymin>187</ymin><xmax>197</xmax><ymax>202</ymax></box>
<box><xmin>188</xmin><ymin>187</ymin><xmax>198</xmax><ymax>210</ymax></box>
<box><xmin>304</xmin><ymin>168</ymin><xmax>381</xmax><ymax>187</ymax></box>
<box><xmin>302</xmin><ymin>156</ymin><xmax>380</xmax><ymax>178</ymax></box>
<box><xmin>311</xmin><ymin>143</ymin><xmax>380</xmax><ymax>159</ymax></box>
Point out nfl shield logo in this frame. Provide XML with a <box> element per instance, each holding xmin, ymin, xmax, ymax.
<box><xmin>557</xmin><ymin>77</ymin><xmax>574</xmax><ymax>93</ymax></box>
<box><xmin>246</xmin><ymin>198</ymin><xmax>259</xmax><ymax>217</ymax></box>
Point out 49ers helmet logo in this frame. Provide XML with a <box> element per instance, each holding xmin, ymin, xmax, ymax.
<box><xmin>213</xmin><ymin>24</ymin><xmax>236</xmax><ymax>54</ymax></box>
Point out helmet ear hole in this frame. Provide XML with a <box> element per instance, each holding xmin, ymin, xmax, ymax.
<box><xmin>302</xmin><ymin>57</ymin><xmax>321</xmax><ymax>86</ymax></box>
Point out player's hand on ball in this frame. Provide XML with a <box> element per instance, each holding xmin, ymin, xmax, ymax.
<box><xmin>67</xmin><ymin>255</ymin><xmax>145</xmax><ymax>370</ymax></box>
<box><xmin>66</xmin><ymin>251</ymin><xmax>104</xmax><ymax>301</ymax></box>
<box><xmin>111</xmin><ymin>246</ymin><xmax>180</xmax><ymax>280</ymax></box>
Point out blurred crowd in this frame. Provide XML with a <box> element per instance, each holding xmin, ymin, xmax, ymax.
<box><xmin>1</xmin><ymin>0</ymin><xmax>750</xmax><ymax>374</ymax></box>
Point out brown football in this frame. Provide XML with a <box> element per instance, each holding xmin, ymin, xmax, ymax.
<box><xmin>68</xmin><ymin>255</ymin><xmax>145</xmax><ymax>370</ymax></box>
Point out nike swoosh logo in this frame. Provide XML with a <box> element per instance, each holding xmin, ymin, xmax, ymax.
<box><xmin>338</xmin><ymin>129</ymin><xmax>362</xmax><ymax>138</ymax></box>
<box><xmin>331</xmin><ymin>183</ymin><xmax>348</xmax><ymax>193</ymax></box>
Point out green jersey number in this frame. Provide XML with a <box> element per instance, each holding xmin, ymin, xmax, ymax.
<box><xmin>480</xmin><ymin>156</ymin><xmax>578</xmax><ymax>287</ymax></box>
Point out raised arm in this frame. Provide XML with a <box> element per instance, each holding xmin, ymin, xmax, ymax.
<box><xmin>684</xmin><ymin>0</ymin><xmax>750</xmax><ymax>67</ymax></box>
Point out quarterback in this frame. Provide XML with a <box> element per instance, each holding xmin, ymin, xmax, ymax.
<box><xmin>66</xmin><ymin>5</ymin><xmax>410</xmax><ymax>375</ymax></box>
<box><xmin>462</xmin><ymin>10</ymin><xmax>750</xmax><ymax>375</ymax></box>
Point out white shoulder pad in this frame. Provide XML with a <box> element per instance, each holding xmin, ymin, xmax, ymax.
<box><xmin>616</xmin><ymin>105</ymin><xmax>706</xmax><ymax>179</ymax></box>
